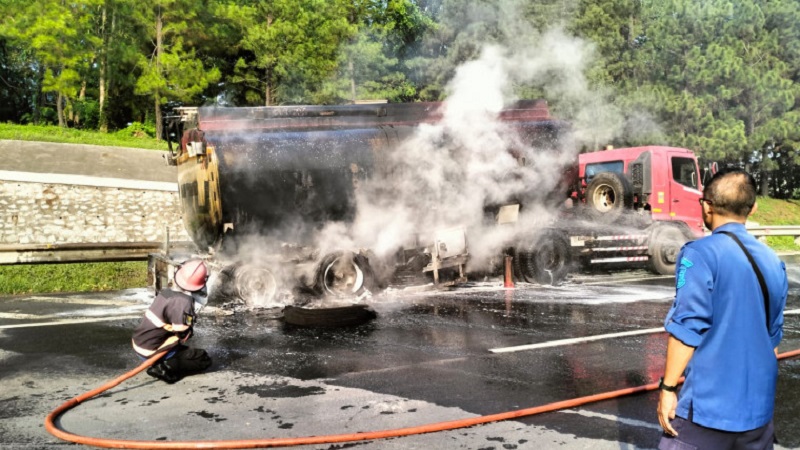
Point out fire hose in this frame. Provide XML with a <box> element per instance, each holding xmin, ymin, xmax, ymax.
<box><xmin>46</xmin><ymin>348</ymin><xmax>800</xmax><ymax>449</ymax></box>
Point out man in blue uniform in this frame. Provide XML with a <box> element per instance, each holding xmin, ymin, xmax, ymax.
<box><xmin>657</xmin><ymin>169</ymin><xmax>787</xmax><ymax>449</ymax></box>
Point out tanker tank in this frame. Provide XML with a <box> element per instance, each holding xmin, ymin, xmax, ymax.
<box><xmin>162</xmin><ymin>100</ymin><xmax>564</xmax><ymax>306</ymax></box>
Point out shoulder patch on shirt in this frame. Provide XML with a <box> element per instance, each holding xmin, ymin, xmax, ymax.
<box><xmin>676</xmin><ymin>257</ymin><xmax>693</xmax><ymax>289</ymax></box>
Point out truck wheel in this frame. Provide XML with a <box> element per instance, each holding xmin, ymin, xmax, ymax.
<box><xmin>517</xmin><ymin>231</ymin><xmax>572</xmax><ymax>285</ymax></box>
<box><xmin>211</xmin><ymin>263</ymin><xmax>278</xmax><ymax>307</ymax></box>
<box><xmin>586</xmin><ymin>172</ymin><xmax>634</xmax><ymax>223</ymax></box>
<box><xmin>315</xmin><ymin>251</ymin><xmax>377</xmax><ymax>298</ymax></box>
<box><xmin>649</xmin><ymin>227</ymin><xmax>687</xmax><ymax>275</ymax></box>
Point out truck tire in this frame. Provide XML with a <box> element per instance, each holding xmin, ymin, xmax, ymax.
<box><xmin>585</xmin><ymin>172</ymin><xmax>634</xmax><ymax>224</ymax></box>
<box><xmin>283</xmin><ymin>304</ymin><xmax>376</xmax><ymax>328</ymax></box>
<box><xmin>314</xmin><ymin>251</ymin><xmax>377</xmax><ymax>298</ymax></box>
<box><xmin>649</xmin><ymin>226</ymin><xmax>687</xmax><ymax>275</ymax></box>
<box><xmin>211</xmin><ymin>263</ymin><xmax>278</xmax><ymax>307</ymax></box>
<box><xmin>517</xmin><ymin>230</ymin><xmax>572</xmax><ymax>285</ymax></box>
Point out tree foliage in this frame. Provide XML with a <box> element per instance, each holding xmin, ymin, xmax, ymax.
<box><xmin>1</xmin><ymin>0</ymin><xmax>799</xmax><ymax>195</ymax></box>
<box><xmin>569</xmin><ymin>0</ymin><xmax>800</xmax><ymax>195</ymax></box>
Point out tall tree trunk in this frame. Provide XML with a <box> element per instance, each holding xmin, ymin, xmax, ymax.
<box><xmin>264</xmin><ymin>15</ymin><xmax>273</xmax><ymax>106</ymax></box>
<box><xmin>57</xmin><ymin>91</ymin><xmax>65</xmax><ymax>127</ymax></box>
<box><xmin>74</xmin><ymin>80</ymin><xmax>87</xmax><ymax>127</ymax></box>
<box><xmin>154</xmin><ymin>7</ymin><xmax>163</xmax><ymax>141</ymax></box>
<box><xmin>760</xmin><ymin>147</ymin><xmax>770</xmax><ymax>197</ymax></box>
<box><xmin>744</xmin><ymin>111</ymin><xmax>768</xmax><ymax>196</ymax></box>
<box><xmin>99</xmin><ymin>1</ymin><xmax>108</xmax><ymax>132</ymax></box>
<box><xmin>34</xmin><ymin>66</ymin><xmax>45</xmax><ymax>124</ymax></box>
<box><xmin>349</xmin><ymin>58</ymin><xmax>356</xmax><ymax>103</ymax></box>
<box><xmin>265</xmin><ymin>68</ymin><xmax>271</xmax><ymax>106</ymax></box>
<box><xmin>155</xmin><ymin>92</ymin><xmax>162</xmax><ymax>140</ymax></box>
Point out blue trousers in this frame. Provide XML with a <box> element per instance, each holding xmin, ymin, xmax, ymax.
<box><xmin>659</xmin><ymin>416</ymin><xmax>775</xmax><ymax>450</ymax></box>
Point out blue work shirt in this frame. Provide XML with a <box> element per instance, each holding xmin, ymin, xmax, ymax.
<box><xmin>664</xmin><ymin>222</ymin><xmax>787</xmax><ymax>432</ymax></box>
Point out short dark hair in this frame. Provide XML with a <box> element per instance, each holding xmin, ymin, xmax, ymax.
<box><xmin>703</xmin><ymin>168</ymin><xmax>757</xmax><ymax>217</ymax></box>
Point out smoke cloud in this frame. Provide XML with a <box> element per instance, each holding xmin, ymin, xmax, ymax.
<box><xmin>314</xmin><ymin>23</ymin><xmax>617</xmax><ymax>274</ymax></box>
<box><xmin>212</xmin><ymin>2</ymin><xmax>650</xmax><ymax>301</ymax></box>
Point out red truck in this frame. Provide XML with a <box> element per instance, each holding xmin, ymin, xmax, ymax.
<box><xmin>524</xmin><ymin>146</ymin><xmax>704</xmax><ymax>282</ymax></box>
<box><xmin>152</xmin><ymin>102</ymin><xmax>707</xmax><ymax>306</ymax></box>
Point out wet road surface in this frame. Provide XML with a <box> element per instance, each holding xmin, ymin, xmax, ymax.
<box><xmin>2</xmin><ymin>269</ymin><xmax>800</xmax><ymax>449</ymax></box>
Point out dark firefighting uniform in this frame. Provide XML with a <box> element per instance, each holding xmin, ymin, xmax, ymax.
<box><xmin>132</xmin><ymin>289</ymin><xmax>211</xmax><ymax>381</ymax></box>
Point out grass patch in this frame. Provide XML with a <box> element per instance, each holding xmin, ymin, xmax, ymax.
<box><xmin>750</xmin><ymin>197</ymin><xmax>800</xmax><ymax>252</ymax></box>
<box><xmin>762</xmin><ymin>236</ymin><xmax>799</xmax><ymax>252</ymax></box>
<box><xmin>0</xmin><ymin>261</ymin><xmax>147</xmax><ymax>295</ymax></box>
<box><xmin>0</xmin><ymin>123</ymin><xmax>168</xmax><ymax>151</ymax></box>
<box><xmin>751</xmin><ymin>197</ymin><xmax>800</xmax><ymax>225</ymax></box>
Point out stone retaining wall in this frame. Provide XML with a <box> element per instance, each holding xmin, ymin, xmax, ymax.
<box><xmin>0</xmin><ymin>179</ymin><xmax>190</xmax><ymax>245</ymax></box>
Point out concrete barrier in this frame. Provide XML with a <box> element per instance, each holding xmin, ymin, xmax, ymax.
<box><xmin>0</xmin><ymin>140</ymin><xmax>189</xmax><ymax>246</ymax></box>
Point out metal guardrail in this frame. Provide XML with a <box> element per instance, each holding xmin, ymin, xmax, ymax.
<box><xmin>0</xmin><ymin>226</ymin><xmax>797</xmax><ymax>266</ymax></box>
<box><xmin>0</xmin><ymin>241</ymin><xmax>197</xmax><ymax>265</ymax></box>
<box><xmin>747</xmin><ymin>225</ymin><xmax>800</xmax><ymax>235</ymax></box>
<box><xmin>747</xmin><ymin>225</ymin><xmax>800</xmax><ymax>245</ymax></box>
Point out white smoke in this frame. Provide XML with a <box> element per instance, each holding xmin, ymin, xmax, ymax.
<box><xmin>215</xmin><ymin>4</ymin><xmax>643</xmax><ymax>298</ymax></box>
<box><xmin>313</xmin><ymin>26</ymin><xmax>614</xmax><ymax>274</ymax></box>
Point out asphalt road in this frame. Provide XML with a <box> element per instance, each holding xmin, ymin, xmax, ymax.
<box><xmin>2</xmin><ymin>269</ymin><xmax>800</xmax><ymax>450</ymax></box>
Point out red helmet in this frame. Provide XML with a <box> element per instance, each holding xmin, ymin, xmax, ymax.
<box><xmin>174</xmin><ymin>260</ymin><xmax>208</xmax><ymax>292</ymax></box>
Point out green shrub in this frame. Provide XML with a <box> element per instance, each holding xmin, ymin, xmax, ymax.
<box><xmin>114</xmin><ymin>121</ymin><xmax>156</xmax><ymax>139</ymax></box>
<box><xmin>74</xmin><ymin>99</ymin><xmax>100</xmax><ymax>129</ymax></box>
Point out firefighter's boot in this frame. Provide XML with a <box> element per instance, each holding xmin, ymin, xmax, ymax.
<box><xmin>147</xmin><ymin>360</ymin><xmax>182</xmax><ymax>384</ymax></box>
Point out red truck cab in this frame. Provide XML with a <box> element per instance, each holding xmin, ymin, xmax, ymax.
<box><xmin>578</xmin><ymin>146</ymin><xmax>705</xmax><ymax>238</ymax></box>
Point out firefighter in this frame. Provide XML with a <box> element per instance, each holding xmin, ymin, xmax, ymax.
<box><xmin>132</xmin><ymin>259</ymin><xmax>212</xmax><ymax>383</ymax></box>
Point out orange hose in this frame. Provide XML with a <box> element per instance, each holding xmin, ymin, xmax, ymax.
<box><xmin>45</xmin><ymin>348</ymin><xmax>800</xmax><ymax>449</ymax></box>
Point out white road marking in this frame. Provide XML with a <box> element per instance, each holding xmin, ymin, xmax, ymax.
<box><xmin>490</xmin><ymin>308</ymin><xmax>800</xmax><ymax>354</ymax></box>
<box><xmin>559</xmin><ymin>408</ymin><xmax>662</xmax><ymax>431</ymax></box>
<box><xmin>0</xmin><ymin>315</ymin><xmax>142</xmax><ymax>329</ymax></box>
<box><xmin>0</xmin><ymin>304</ymin><xmax>147</xmax><ymax>321</ymax></box>
<box><xmin>577</xmin><ymin>275</ymin><xmax>674</xmax><ymax>285</ymax></box>
<box><xmin>489</xmin><ymin>327</ymin><xmax>666</xmax><ymax>353</ymax></box>
<box><xmin>6</xmin><ymin>296</ymin><xmax>136</xmax><ymax>306</ymax></box>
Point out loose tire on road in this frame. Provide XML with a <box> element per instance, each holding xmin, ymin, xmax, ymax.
<box><xmin>585</xmin><ymin>172</ymin><xmax>634</xmax><ymax>224</ymax></box>
<box><xmin>648</xmin><ymin>226</ymin><xmax>688</xmax><ymax>275</ymax></box>
<box><xmin>283</xmin><ymin>304</ymin><xmax>376</xmax><ymax>327</ymax></box>
<box><xmin>517</xmin><ymin>230</ymin><xmax>573</xmax><ymax>285</ymax></box>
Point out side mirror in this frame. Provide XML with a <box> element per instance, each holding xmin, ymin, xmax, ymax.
<box><xmin>701</xmin><ymin>161</ymin><xmax>718</xmax><ymax>187</ymax></box>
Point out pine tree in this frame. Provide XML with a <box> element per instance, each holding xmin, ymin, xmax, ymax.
<box><xmin>635</xmin><ymin>0</ymin><xmax>798</xmax><ymax>194</ymax></box>
<box><xmin>229</xmin><ymin>0</ymin><xmax>355</xmax><ymax>106</ymax></box>
<box><xmin>132</xmin><ymin>0</ymin><xmax>221</xmax><ymax>139</ymax></box>
<box><xmin>3</xmin><ymin>0</ymin><xmax>102</xmax><ymax>127</ymax></box>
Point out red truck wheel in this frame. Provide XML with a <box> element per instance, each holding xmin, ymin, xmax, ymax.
<box><xmin>585</xmin><ymin>172</ymin><xmax>634</xmax><ymax>224</ymax></box>
<box><xmin>649</xmin><ymin>226</ymin><xmax>687</xmax><ymax>275</ymax></box>
<box><xmin>517</xmin><ymin>230</ymin><xmax>572</xmax><ymax>285</ymax></box>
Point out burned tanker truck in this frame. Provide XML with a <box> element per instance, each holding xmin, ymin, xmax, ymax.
<box><xmin>148</xmin><ymin>100</ymin><xmax>704</xmax><ymax>308</ymax></box>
